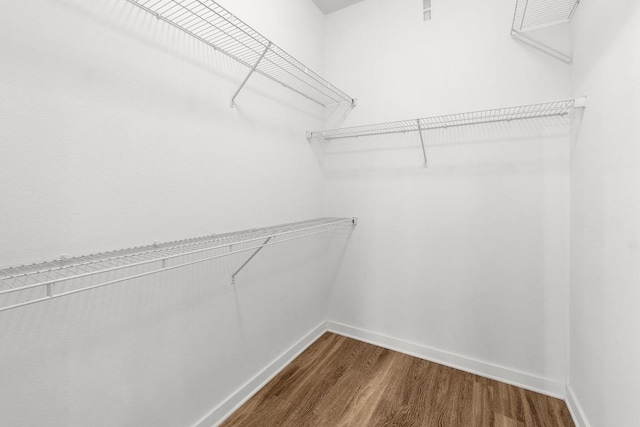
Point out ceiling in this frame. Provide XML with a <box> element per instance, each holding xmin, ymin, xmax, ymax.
<box><xmin>311</xmin><ymin>0</ymin><xmax>365</xmax><ymax>15</ymax></box>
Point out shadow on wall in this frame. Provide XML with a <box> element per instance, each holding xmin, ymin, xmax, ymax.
<box><xmin>569</xmin><ymin>106</ymin><xmax>585</xmax><ymax>153</ymax></box>
<box><xmin>228</xmin><ymin>227</ymin><xmax>354</xmax><ymax>338</ymax></box>
<box><xmin>323</xmin><ymin>226</ymin><xmax>355</xmax><ymax>313</ymax></box>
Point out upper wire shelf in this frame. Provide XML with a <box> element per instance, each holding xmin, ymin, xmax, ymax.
<box><xmin>308</xmin><ymin>98</ymin><xmax>586</xmax><ymax>165</ymax></box>
<box><xmin>0</xmin><ymin>217</ymin><xmax>356</xmax><ymax>313</ymax></box>
<box><xmin>512</xmin><ymin>0</ymin><xmax>581</xmax><ymax>33</ymax></box>
<box><xmin>125</xmin><ymin>0</ymin><xmax>355</xmax><ymax>108</ymax></box>
<box><xmin>511</xmin><ymin>0</ymin><xmax>581</xmax><ymax>64</ymax></box>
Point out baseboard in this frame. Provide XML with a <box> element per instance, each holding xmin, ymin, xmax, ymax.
<box><xmin>194</xmin><ymin>320</ymin><xmax>569</xmax><ymax>426</ymax></box>
<box><xmin>565</xmin><ymin>385</ymin><xmax>590</xmax><ymax>427</ymax></box>
<box><xmin>193</xmin><ymin>322</ymin><xmax>327</xmax><ymax>427</ymax></box>
<box><xmin>326</xmin><ymin>321</ymin><xmax>566</xmax><ymax>399</ymax></box>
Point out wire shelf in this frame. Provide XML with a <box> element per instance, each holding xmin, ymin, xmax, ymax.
<box><xmin>125</xmin><ymin>0</ymin><xmax>355</xmax><ymax>108</ymax></box>
<box><xmin>0</xmin><ymin>217</ymin><xmax>356</xmax><ymax>312</ymax></box>
<box><xmin>309</xmin><ymin>98</ymin><xmax>585</xmax><ymax>141</ymax></box>
<box><xmin>510</xmin><ymin>0</ymin><xmax>580</xmax><ymax>64</ymax></box>
<box><xmin>308</xmin><ymin>98</ymin><xmax>586</xmax><ymax>165</ymax></box>
<box><xmin>512</xmin><ymin>0</ymin><xmax>581</xmax><ymax>33</ymax></box>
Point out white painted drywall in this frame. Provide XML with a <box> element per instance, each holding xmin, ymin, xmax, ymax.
<box><xmin>322</xmin><ymin>0</ymin><xmax>573</xmax><ymax>392</ymax></box>
<box><xmin>4</xmin><ymin>0</ymin><xmax>636</xmax><ymax>425</ymax></box>
<box><xmin>569</xmin><ymin>1</ymin><xmax>640</xmax><ymax>425</ymax></box>
<box><xmin>0</xmin><ymin>0</ymin><xmax>344</xmax><ymax>425</ymax></box>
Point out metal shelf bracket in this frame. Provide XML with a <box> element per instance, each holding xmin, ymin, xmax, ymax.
<box><xmin>417</xmin><ymin>119</ymin><xmax>428</xmax><ymax>167</ymax></box>
<box><xmin>511</xmin><ymin>30</ymin><xmax>572</xmax><ymax>65</ymax></box>
<box><xmin>231</xmin><ymin>236</ymin><xmax>271</xmax><ymax>285</ymax></box>
<box><xmin>574</xmin><ymin>96</ymin><xmax>588</xmax><ymax>108</ymax></box>
<box><xmin>231</xmin><ymin>42</ymin><xmax>272</xmax><ymax>108</ymax></box>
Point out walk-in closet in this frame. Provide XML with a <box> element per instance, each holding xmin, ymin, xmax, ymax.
<box><xmin>1</xmin><ymin>0</ymin><xmax>638</xmax><ymax>426</ymax></box>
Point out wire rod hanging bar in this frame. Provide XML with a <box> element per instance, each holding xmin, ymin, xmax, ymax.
<box><xmin>125</xmin><ymin>0</ymin><xmax>355</xmax><ymax>108</ymax></box>
<box><xmin>0</xmin><ymin>217</ymin><xmax>357</xmax><ymax>312</ymax></box>
<box><xmin>510</xmin><ymin>31</ymin><xmax>572</xmax><ymax>64</ymax></box>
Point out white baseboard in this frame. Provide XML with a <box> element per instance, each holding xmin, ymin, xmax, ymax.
<box><xmin>326</xmin><ymin>321</ymin><xmax>566</xmax><ymax>399</ymax></box>
<box><xmin>193</xmin><ymin>322</ymin><xmax>327</xmax><ymax>427</ymax></box>
<box><xmin>565</xmin><ymin>385</ymin><xmax>590</xmax><ymax>427</ymax></box>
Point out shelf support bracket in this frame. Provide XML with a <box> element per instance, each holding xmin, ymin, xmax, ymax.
<box><xmin>231</xmin><ymin>42</ymin><xmax>272</xmax><ymax>108</ymax></box>
<box><xmin>511</xmin><ymin>30</ymin><xmax>572</xmax><ymax>64</ymax></box>
<box><xmin>417</xmin><ymin>120</ymin><xmax>428</xmax><ymax>167</ymax></box>
<box><xmin>231</xmin><ymin>236</ymin><xmax>272</xmax><ymax>285</ymax></box>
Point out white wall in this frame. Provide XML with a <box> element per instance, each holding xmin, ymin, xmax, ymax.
<box><xmin>0</xmin><ymin>0</ymin><xmax>327</xmax><ymax>265</ymax></box>
<box><xmin>0</xmin><ymin>0</ymin><xmax>339</xmax><ymax>425</ymax></box>
<box><xmin>569</xmin><ymin>1</ymin><xmax>640</xmax><ymax>425</ymax></box>
<box><xmin>4</xmin><ymin>0</ymin><xmax>636</xmax><ymax>425</ymax></box>
<box><xmin>322</xmin><ymin>0</ymin><xmax>573</xmax><ymax>394</ymax></box>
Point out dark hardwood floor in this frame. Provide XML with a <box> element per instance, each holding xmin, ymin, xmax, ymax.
<box><xmin>221</xmin><ymin>333</ymin><xmax>575</xmax><ymax>426</ymax></box>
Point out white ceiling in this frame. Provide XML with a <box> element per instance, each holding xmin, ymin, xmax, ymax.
<box><xmin>311</xmin><ymin>0</ymin><xmax>365</xmax><ymax>15</ymax></box>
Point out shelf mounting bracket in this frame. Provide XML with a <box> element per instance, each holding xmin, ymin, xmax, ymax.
<box><xmin>417</xmin><ymin>120</ymin><xmax>428</xmax><ymax>167</ymax></box>
<box><xmin>231</xmin><ymin>42</ymin><xmax>272</xmax><ymax>108</ymax></box>
<box><xmin>231</xmin><ymin>236</ymin><xmax>272</xmax><ymax>285</ymax></box>
<box><xmin>511</xmin><ymin>30</ymin><xmax>572</xmax><ymax>64</ymax></box>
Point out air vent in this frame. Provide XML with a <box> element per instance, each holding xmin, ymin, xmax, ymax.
<box><xmin>423</xmin><ymin>0</ymin><xmax>431</xmax><ymax>21</ymax></box>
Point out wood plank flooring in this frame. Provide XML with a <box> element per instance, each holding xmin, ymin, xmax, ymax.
<box><xmin>221</xmin><ymin>333</ymin><xmax>575</xmax><ymax>427</ymax></box>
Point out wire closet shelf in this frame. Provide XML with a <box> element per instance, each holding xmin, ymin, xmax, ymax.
<box><xmin>0</xmin><ymin>217</ymin><xmax>356</xmax><ymax>313</ymax></box>
<box><xmin>512</xmin><ymin>0</ymin><xmax>581</xmax><ymax>33</ymax></box>
<box><xmin>309</xmin><ymin>98</ymin><xmax>586</xmax><ymax>141</ymax></box>
<box><xmin>308</xmin><ymin>98</ymin><xmax>586</xmax><ymax>166</ymax></box>
<box><xmin>125</xmin><ymin>0</ymin><xmax>354</xmax><ymax>108</ymax></box>
<box><xmin>510</xmin><ymin>0</ymin><xmax>581</xmax><ymax>64</ymax></box>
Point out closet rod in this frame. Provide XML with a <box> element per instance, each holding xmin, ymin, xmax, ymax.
<box><xmin>125</xmin><ymin>0</ymin><xmax>355</xmax><ymax>108</ymax></box>
<box><xmin>0</xmin><ymin>218</ymin><xmax>356</xmax><ymax>313</ymax></box>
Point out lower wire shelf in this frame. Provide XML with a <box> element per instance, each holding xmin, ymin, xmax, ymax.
<box><xmin>0</xmin><ymin>217</ymin><xmax>356</xmax><ymax>312</ymax></box>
